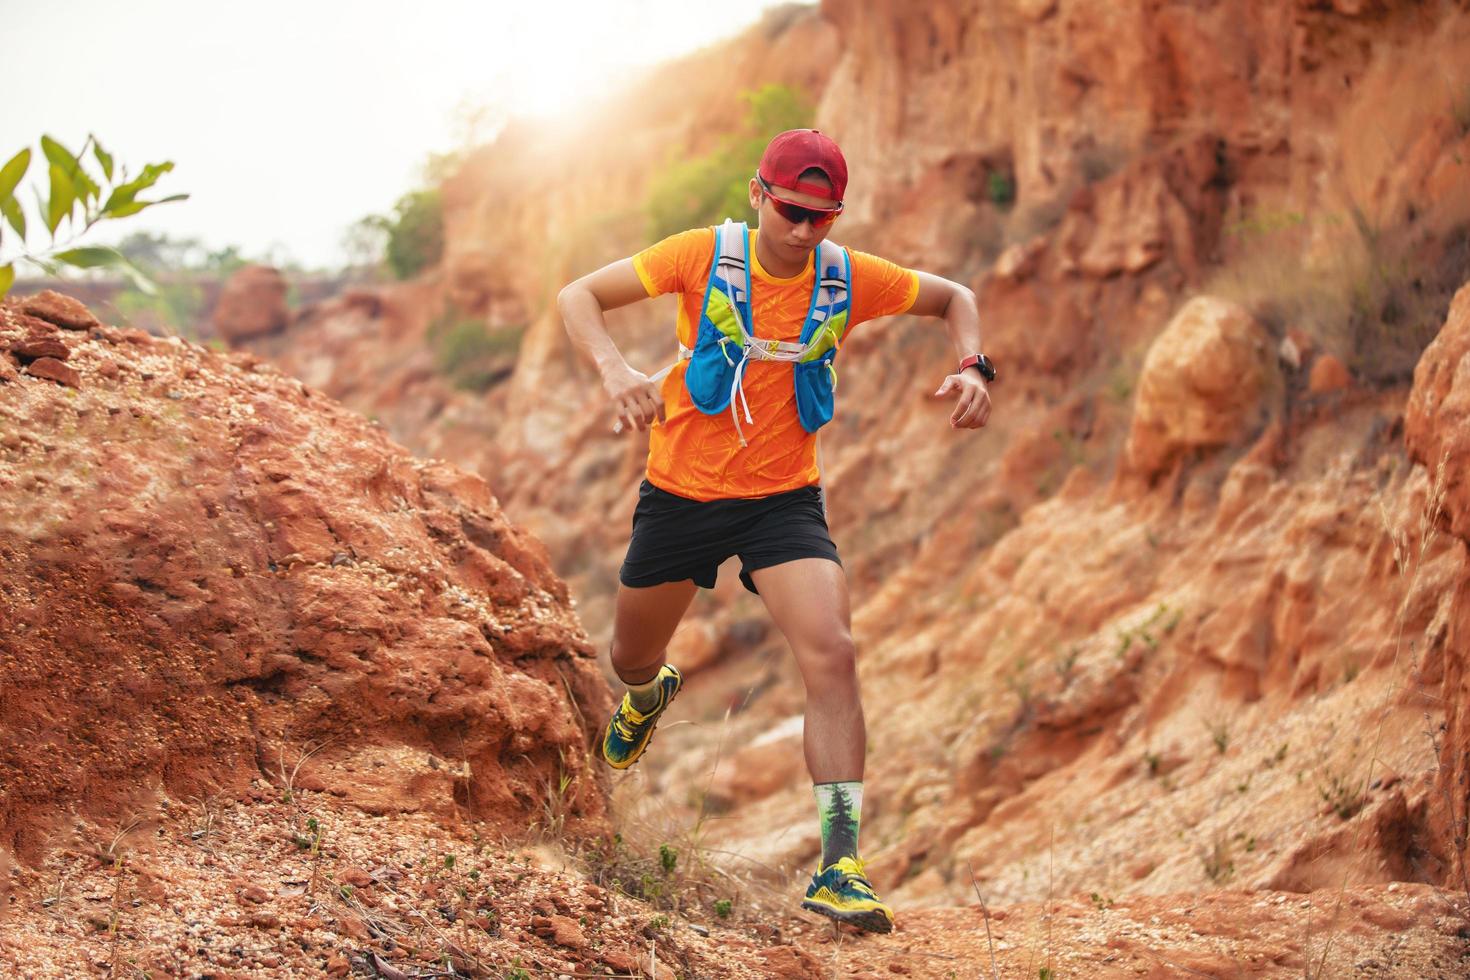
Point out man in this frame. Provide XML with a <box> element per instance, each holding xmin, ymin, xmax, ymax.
<box><xmin>557</xmin><ymin>129</ymin><xmax>993</xmax><ymax>933</ymax></box>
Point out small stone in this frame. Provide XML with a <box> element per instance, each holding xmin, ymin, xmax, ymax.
<box><xmin>690</xmin><ymin>923</ymin><xmax>710</xmax><ymax>937</ymax></box>
<box><xmin>237</xmin><ymin>885</ymin><xmax>269</xmax><ymax>905</ymax></box>
<box><xmin>95</xmin><ymin>359</ymin><xmax>120</xmax><ymax>379</ymax></box>
<box><xmin>21</xmin><ymin>289</ymin><xmax>100</xmax><ymax>330</ymax></box>
<box><xmin>1309</xmin><ymin>353</ymin><xmax>1351</xmax><ymax>393</ymax></box>
<box><xmin>24</xmin><ymin>356</ymin><xmax>80</xmax><ymax>388</ymax></box>
<box><xmin>325</xmin><ymin>952</ymin><xmax>350</xmax><ymax>977</ymax></box>
<box><xmin>532</xmin><ymin>913</ymin><xmax>587</xmax><ymax>949</ymax></box>
<box><xmin>11</xmin><ymin>332</ymin><xmax>69</xmax><ymax>361</ymax></box>
<box><xmin>601</xmin><ymin>950</ymin><xmax>639</xmax><ymax>972</ymax></box>
<box><xmin>341</xmin><ymin>867</ymin><xmax>374</xmax><ymax>888</ymax></box>
<box><xmin>249</xmin><ymin>911</ymin><xmax>281</xmax><ymax>929</ymax></box>
<box><xmin>1278</xmin><ymin>335</ymin><xmax>1302</xmax><ymax>371</ymax></box>
<box><xmin>339</xmin><ymin>915</ymin><xmax>371</xmax><ymax>940</ymax></box>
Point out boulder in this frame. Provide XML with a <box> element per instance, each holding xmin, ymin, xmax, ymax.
<box><xmin>1125</xmin><ymin>296</ymin><xmax>1272</xmax><ymax>478</ymax></box>
<box><xmin>212</xmin><ymin>264</ymin><xmax>289</xmax><ymax>343</ymax></box>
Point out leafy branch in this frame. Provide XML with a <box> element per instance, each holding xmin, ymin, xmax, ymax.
<box><xmin>0</xmin><ymin>133</ymin><xmax>188</xmax><ymax>297</ymax></box>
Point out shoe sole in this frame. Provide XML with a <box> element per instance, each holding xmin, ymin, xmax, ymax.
<box><xmin>601</xmin><ymin>678</ymin><xmax>682</xmax><ymax>770</ymax></box>
<box><xmin>800</xmin><ymin>899</ymin><xmax>894</xmax><ymax>934</ymax></box>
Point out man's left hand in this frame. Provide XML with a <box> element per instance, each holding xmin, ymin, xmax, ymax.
<box><xmin>933</xmin><ymin>371</ymin><xmax>992</xmax><ymax>429</ymax></box>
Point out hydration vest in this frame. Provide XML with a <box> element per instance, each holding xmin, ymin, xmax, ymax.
<box><xmin>651</xmin><ymin>219</ymin><xmax>852</xmax><ymax>447</ymax></box>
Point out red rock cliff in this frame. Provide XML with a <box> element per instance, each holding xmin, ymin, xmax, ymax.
<box><xmin>230</xmin><ymin>2</ymin><xmax>1470</xmax><ymax>958</ymax></box>
<box><xmin>0</xmin><ymin>292</ymin><xmax>611</xmax><ymax>869</ymax></box>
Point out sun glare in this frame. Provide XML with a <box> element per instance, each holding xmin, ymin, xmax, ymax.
<box><xmin>2</xmin><ymin>0</ymin><xmax>792</xmax><ymax>268</ymax></box>
<box><xmin>458</xmin><ymin>2</ymin><xmax>784</xmax><ymax>119</ymax></box>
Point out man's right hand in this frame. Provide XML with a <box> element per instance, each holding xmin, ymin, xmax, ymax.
<box><xmin>604</xmin><ymin>365</ymin><xmax>665</xmax><ymax>433</ymax></box>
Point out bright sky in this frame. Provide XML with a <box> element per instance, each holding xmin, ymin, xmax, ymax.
<box><xmin>2</xmin><ymin>0</ymin><xmax>793</xmax><ymax>270</ymax></box>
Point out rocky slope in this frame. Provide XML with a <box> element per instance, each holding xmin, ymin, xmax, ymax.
<box><xmin>8</xmin><ymin>286</ymin><xmax>1459</xmax><ymax>974</ymax></box>
<box><xmin>61</xmin><ymin>0</ymin><xmax>1470</xmax><ymax>974</ymax></box>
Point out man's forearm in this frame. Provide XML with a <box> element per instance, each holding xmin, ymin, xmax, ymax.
<box><xmin>940</xmin><ymin>284</ymin><xmax>983</xmax><ymax>362</ymax></box>
<box><xmin>558</xmin><ymin>285</ymin><xmax>630</xmax><ymax>381</ymax></box>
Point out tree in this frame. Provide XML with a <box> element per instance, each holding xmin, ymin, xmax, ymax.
<box><xmin>645</xmin><ymin>84</ymin><xmax>814</xmax><ymax>241</ymax></box>
<box><xmin>381</xmin><ymin>189</ymin><xmax>444</xmax><ymax>281</ymax></box>
<box><xmin>0</xmin><ymin>134</ymin><xmax>188</xmax><ymax>297</ymax></box>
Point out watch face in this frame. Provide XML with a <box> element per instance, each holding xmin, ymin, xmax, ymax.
<box><xmin>975</xmin><ymin>354</ymin><xmax>996</xmax><ymax>382</ymax></box>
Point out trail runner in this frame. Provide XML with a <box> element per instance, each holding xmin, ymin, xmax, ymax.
<box><xmin>557</xmin><ymin>129</ymin><xmax>994</xmax><ymax>933</ymax></box>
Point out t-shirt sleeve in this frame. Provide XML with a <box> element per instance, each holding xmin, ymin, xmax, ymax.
<box><xmin>632</xmin><ymin>227</ymin><xmax>716</xmax><ymax>298</ymax></box>
<box><xmin>847</xmin><ymin>248</ymin><xmax>920</xmax><ymax>325</ymax></box>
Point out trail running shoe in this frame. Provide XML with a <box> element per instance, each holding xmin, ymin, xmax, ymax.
<box><xmin>801</xmin><ymin>856</ymin><xmax>894</xmax><ymax>934</ymax></box>
<box><xmin>600</xmin><ymin>664</ymin><xmax>682</xmax><ymax>770</ymax></box>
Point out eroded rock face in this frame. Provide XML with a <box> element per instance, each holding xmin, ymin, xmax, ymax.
<box><xmin>1404</xmin><ymin>281</ymin><xmax>1470</xmax><ymax>892</ymax></box>
<box><xmin>1125</xmin><ymin>296</ymin><xmax>1272</xmax><ymax>478</ymax></box>
<box><xmin>213</xmin><ymin>264</ymin><xmax>289</xmax><ymax>343</ymax></box>
<box><xmin>0</xmin><ymin>298</ymin><xmax>610</xmax><ymax>864</ymax></box>
<box><xmin>1406</xmin><ymin>283</ymin><xmax>1470</xmax><ymax>540</ymax></box>
<box><xmin>230</xmin><ymin>0</ymin><xmax>1470</xmax><ymax>918</ymax></box>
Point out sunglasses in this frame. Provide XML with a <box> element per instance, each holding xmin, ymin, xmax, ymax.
<box><xmin>757</xmin><ymin>175</ymin><xmax>843</xmax><ymax>228</ymax></box>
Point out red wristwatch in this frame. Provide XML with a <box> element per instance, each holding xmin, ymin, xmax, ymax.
<box><xmin>958</xmin><ymin>353</ymin><xmax>997</xmax><ymax>382</ymax></box>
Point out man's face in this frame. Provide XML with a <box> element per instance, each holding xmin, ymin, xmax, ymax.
<box><xmin>748</xmin><ymin>176</ymin><xmax>840</xmax><ymax>263</ymax></box>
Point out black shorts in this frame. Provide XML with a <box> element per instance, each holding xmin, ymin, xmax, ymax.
<box><xmin>619</xmin><ymin>479</ymin><xmax>841</xmax><ymax>595</ymax></box>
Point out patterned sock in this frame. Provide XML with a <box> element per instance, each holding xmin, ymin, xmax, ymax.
<box><xmin>813</xmin><ymin>781</ymin><xmax>863</xmax><ymax>868</ymax></box>
<box><xmin>625</xmin><ymin>673</ymin><xmax>663</xmax><ymax>713</ymax></box>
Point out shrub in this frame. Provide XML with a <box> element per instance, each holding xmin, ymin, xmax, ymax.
<box><xmin>1202</xmin><ymin>207</ymin><xmax>1467</xmax><ymax>383</ymax></box>
<box><xmin>986</xmin><ymin>170</ymin><xmax>1015</xmax><ymax>206</ymax></box>
<box><xmin>645</xmin><ymin>84</ymin><xmax>813</xmax><ymax>240</ymax></box>
<box><xmin>427</xmin><ymin>306</ymin><xmax>523</xmax><ymax>392</ymax></box>
<box><xmin>381</xmin><ymin>189</ymin><xmax>444</xmax><ymax>280</ymax></box>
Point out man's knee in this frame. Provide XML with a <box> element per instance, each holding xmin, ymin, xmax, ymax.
<box><xmin>795</xmin><ymin>632</ymin><xmax>858</xmax><ymax>676</ymax></box>
<box><xmin>609</xmin><ymin>636</ymin><xmax>662</xmax><ymax>681</ymax></box>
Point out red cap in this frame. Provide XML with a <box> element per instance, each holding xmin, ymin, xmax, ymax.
<box><xmin>757</xmin><ymin>129</ymin><xmax>847</xmax><ymax>201</ymax></box>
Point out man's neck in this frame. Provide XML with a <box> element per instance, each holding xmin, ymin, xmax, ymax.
<box><xmin>753</xmin><ymin>227</ymin><xmax>808</xmax><ymax>279</ymax></box>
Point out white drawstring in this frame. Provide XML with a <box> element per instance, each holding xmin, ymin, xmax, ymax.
<box><xmin>717</xmin><ymin>285</ymin><xmax>839</xmax><ymax>448</ymax></box>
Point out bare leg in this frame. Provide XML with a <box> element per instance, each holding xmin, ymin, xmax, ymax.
<box><xmin>747</xmin><ymin>558</ymin><xmax>863</xmax><ymax>782</ymax></box>
<box><xmin>609</xmin><ymin>580</ymin><xmax>699</xmax><ymax>684</ymax></box>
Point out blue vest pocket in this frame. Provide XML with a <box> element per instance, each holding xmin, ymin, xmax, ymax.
<box><xmin>794</xmin><ymin>356</ymin><xmax>836</xmax><ymax>432</ymax></box>
<box><xmin>685</xmin><ymin>333</ymin><xmax>735</xmax><ymax>414</ymax></box>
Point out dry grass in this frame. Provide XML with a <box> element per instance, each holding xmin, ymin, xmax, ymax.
<box><xmin>1203</xmin><ymin>208</ymin><xmax>1466</xmax><ymax>384</ymax></box>
<box><xmin>1305</xmin><ymin>453</ymin><xmax>1455</xmax><ymax>977</ymax></box>
<box><xmin>572</xmin><ymin>707</ymin><xmax>793</xmax><ymax>936</ymax></box>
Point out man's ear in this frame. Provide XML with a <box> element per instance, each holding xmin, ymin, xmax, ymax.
<box><xmin>748</xmin><ymin>177</ymin><xmax>763</xmax><ymax>212</ymax></box>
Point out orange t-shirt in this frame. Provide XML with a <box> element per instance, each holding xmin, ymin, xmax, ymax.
<box><xmin>632</xmin><ymin>226</ymin><xmax>919</xmax><ymax>501</ymax></box>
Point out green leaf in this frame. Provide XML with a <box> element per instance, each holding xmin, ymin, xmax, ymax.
<box><xmin>41</xmin><ymin>135</ymin><xmax>100</xmax><ymax>205</ymax></box>
<box><xmin>52</xmin><ymin>245</ymin><xmax>155</xmax><ymax>295</ymax></box>
<box><xmin>114</xmin><ymin>253</ymin><xmax>157</xmax><ymax>296</ymax></box>
<box><xmin>101</xmin><ymin>160</ymin><xmax>175</xmax><ymax>214</ymax></box>
<box><xmin>0</xmin><ymin>264</ymin><xmax>13</xmax><ymax>297</ymax></box>
<box><xmin>22</xmin><ymin>254</ymin><xmax>60</xmax><ymax>277</ymax></box>
<box><xmin>0</xmin><ymin>148</ymin><xmax>30</xmax><ymax>199</ymax></box>
<box><xmin>103</xmin><ymin>192</ymin><xmax>190</xmax><ymax>219</ymax></box>
<box><xmin>40</xmin><ymin>134</ymin><xmax>79</xmax><ymax>171</ymax></box>
<box><xmin>46</xmin><ymin>164</ymin><xmax>76</xmax><ymax>234</ymax></box>
<box><xmin>54</xmin><ymin>245</ymin><xmax>122</xmax><ymax>268</ymax></box>
<box><xmin>91</xmin><ymin>136</ymin><xmax>114</xmax><ymax>182</ymax></box>
<box><xmin>1</xmin><ymin>194</ymin><xmax>25</xmax><ymax>239</ymax></box>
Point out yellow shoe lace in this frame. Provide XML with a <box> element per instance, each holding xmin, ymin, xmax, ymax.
<box><xmin>828</xmin><ymin>856</ymin><xmax>878</xmax><ymax>897</ymax></box>
<box><xmin>611</xmin><ymin>695</ymin><xmax>649</xmax><ymax>742</ymax></box>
